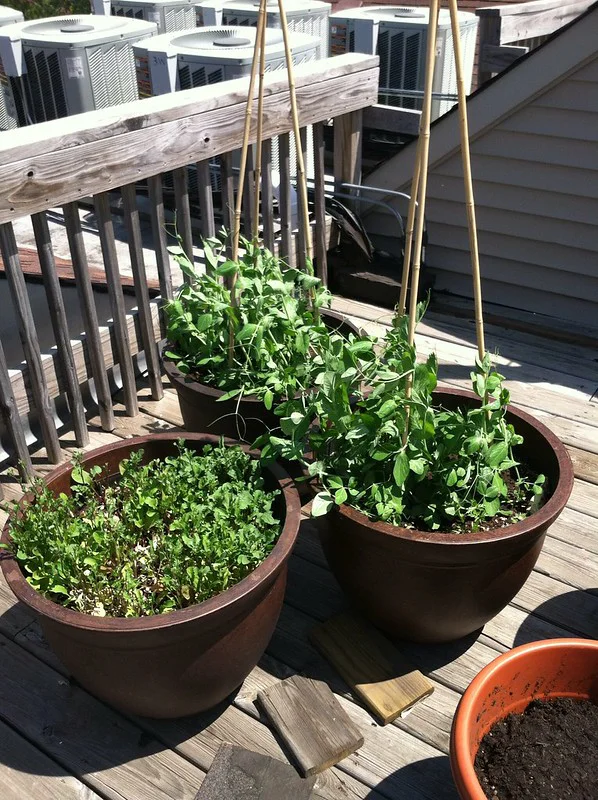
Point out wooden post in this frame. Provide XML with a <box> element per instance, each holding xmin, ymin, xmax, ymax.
<box><xmin>93</xmin><ymin>192</ymin><xmax>139</xmax><ymax>418</ymax></box>
<box><xmin>312</xmin><ymin>121</ymin><xmax>328</xmax><ymax>285</ymax></box>
<box><xmin>196</xmin><ymin>160</ymin><xmax>216</xmax><ymax>243</ymax></box>
<box><xmin>261</xmin><ymin>140</ymin><xmax>275</xmax><ymax>251</ymax></box>
<box><xmin>0</xmin><ymin>223</ymin><xmax>63</xmax><ymax>464</ymax></box>
<box><xmin>31</xmin><ymin>212</ymin><xmax>89</xmax><ymax>447</ymax></box>
<box><xmin>121</xmin><ymin>183</ymin><xmax>164</xmax><ymax>401</ymax></box>
<box><xmin>476</xmin><ymin>12</ymin><xmax>502</xmax><ymax>88</ymax></box>
<box><xmin>278</xmin><ymin>133</ymin><xmax>293</xmax><ymax>266</ymax></box>
<box><xmin>147</xmin><ymin>175</ymin><xmax>173</xmax><ymax>303</ymax></box>
<box><xmin>172</xmin><ymin>167</ymin><xmax>194</xmax><ymax>278</ymax></box>
<box><xmin>0</xmin><ymin>339</ymin><xmax>32</xmax><ymax>477</ymax></box>
<box><xmin>63</xmin><ymin>201</ymin><xmax>116</xmax><ymax>432</ymax></box>
<box><xmin>333</xmin><ymin>110</ymin><xmax>363</xmax><ymax>204</ymax></box>
<box><xmin>253</xmin><ymin>12</ymin><xmax>267</xmax><ymax>242</ymax></box>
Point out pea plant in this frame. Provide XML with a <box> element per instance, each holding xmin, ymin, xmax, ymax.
<box><xmin>260</xmin><ymin>310</ymin><xmax>545</xmax><ymax>533</ymax></box>
<box><xmin>164</xmin><ymin>235</ymin><xmax>334</xmax><ymax>408</ymax></box>
<box><xmin>6</xmin><ymin>442</ymin><xmax>282</xmax><ymax>617</ymax></box>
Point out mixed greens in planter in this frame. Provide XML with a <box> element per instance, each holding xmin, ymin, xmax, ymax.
<box><xmin>164</xmin><ymin>236</ymin><xmax>336</xmax><ymax>407</ymax></box>
<box><xmin>6</xmin><ymin>441</ymin><xmax>281</xmax><ymax>617</ymax></box>
<box><xmin>259</xmin><ymin>308</ymin><xmax>545</xmax><ymax>533</ymax></box>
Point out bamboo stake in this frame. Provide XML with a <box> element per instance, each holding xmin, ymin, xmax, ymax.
<box><xmin>402</xmin><ymin>0</ymin><xmax>440</xmax><ymax>444</ymax></box>
<box><xmin>231</xmin><ymin>0</ymin><xmax>268</xmax><ymax>265</ymax></box>
<box><xmin>252</xmin><ymin>10</ymin><xmax>267</xmax><ymax>242</ymax></box>
<box><xmin>448</xmin><ymin>0</ymin><xmax>485</xmax><ymax>361</ymax></box>
<box><xmin>277</xmin><ymin>0</ymin><xmax>313</xmax><ymax>270</ymax></box>
<box><xmin>228</xmin><ymin>0</ymin><xmax>267</xmax><ymax>365</ymax></box>
<box><xmin>396</xmin><ymin>131</ymin><xmax>422</xmax><ymax>320</ymax></box>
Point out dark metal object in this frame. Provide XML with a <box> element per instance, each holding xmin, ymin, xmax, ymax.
<box><xmin>317</xmin><ymin>388</ymin><xmax>574</xmax><ymax>643</ymax></box>
<box><xmin>163</xmin><ymin>310</ymin><xmax>360</xmax><ymax>442</ymax></box>
<box><xmin>1</xmin><ymin>433</ymin><xmax>302</xmax><ymax>718</ymax></box>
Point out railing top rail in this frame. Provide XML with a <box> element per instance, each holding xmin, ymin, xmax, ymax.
<box><xmin>475</xmin><ymin>0</ymin><xmax>594</xmax><ymax>18</ymax></box>
<box><xmin>0</xmin><ymin>53</ymin><xmax>379</xmax><ymax>224</ymax></box>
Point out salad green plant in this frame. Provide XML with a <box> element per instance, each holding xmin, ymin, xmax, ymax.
<box><xmin>6</xmin><ymin>441</ymin><xmax>281</xmax><ymax>617</ymax></box>
<box><xmin>259</xmin><ymin>308</ymin><xmax>545</xmax><ymax>533</ymax></box>
<box><xmin>164</xmin><ymin>235</ymin><xmax>335</xmax><ymax>408</ymax></box>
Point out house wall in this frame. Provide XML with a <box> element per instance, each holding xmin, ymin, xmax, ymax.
<box><xmin>362</xmin><ymin>8</ymin><xmax>598</xmax><ymax>327</ymax></box>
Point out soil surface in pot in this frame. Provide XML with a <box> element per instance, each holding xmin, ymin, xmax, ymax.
<box><xmin>474</xmin><ymin>697</ymin><xmax>598</xmax><ymax>799</ymax></box>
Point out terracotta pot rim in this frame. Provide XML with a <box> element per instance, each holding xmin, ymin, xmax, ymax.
<box><xmin>451</xmin><ymin>638</ymin><xmax>598</xmax><ymax>800</ymax></box>
<box><xmin>334</xmin><ymin>387</ymin><xmax>573</xmax><ymax>545</ymax></box>
<box><xmin>0</xmin><ymin>432</ymin><xmax>302</xmax><ymax>633</ymax></box>
<box><xmin>162</xmin><ymin>307</ymin><xmax>358</xmax><ymax>404</ymax></box>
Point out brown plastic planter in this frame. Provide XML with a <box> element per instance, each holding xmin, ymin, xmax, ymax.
<box><xmin>318</xmin><ymin>388</ymin><xmax>574</xmax><ymax>643</ymax></box>
<box><xmin>1</xmin><ymin>433</ymin><xmax>301</xmax><ymax>718</ymax></box>
<box><xmin>163</xmin><ymin>308</ymin><xmax>360</xmax><ymax>441</ymax></box>
<box><xmin>450</xmin><ymin>638</ymin><xmax>598</xmax><ymax>800</ymax></box>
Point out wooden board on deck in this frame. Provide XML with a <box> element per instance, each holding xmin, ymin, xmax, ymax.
<box><xmin>311</xmin><ymin>613</ymin><xmax>434</xmax><ymax>725</ymax></box>
<box><xmin>195</xmin><ymin>743</ymin><xmax>315</xmax><ymax>800</ymax></box>
<box><xmin>258</xmin><ymin>675</ymin><xmax>363</xmax><ymax>777</ymax></box>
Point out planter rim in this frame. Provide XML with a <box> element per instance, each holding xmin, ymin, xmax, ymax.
<box><xmin>0</xmin><ymin>432</ymin><xmax>302</xmax><ymax>634</ymax></box>
<box><xmin>451</xmin><ymin>638</ymin><xmax>598</xmax><ymax>800</ymax></box>
<box><xmin>162</xmin><ymin>307</ymin><xmax>357</xmax><ymax>405</ymax></box>
<box><xmin>333</xmin><ymin>387</ymin><xmax>573</xmax><ymax>546</ymax></box>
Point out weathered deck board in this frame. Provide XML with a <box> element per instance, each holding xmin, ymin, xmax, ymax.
<box><xmin>0</xmin><ymin>297</ymin><xmax>595</xmax><ymax>800</ymax></box>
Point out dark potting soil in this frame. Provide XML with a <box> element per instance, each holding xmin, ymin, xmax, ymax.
<box><xmin>474</xmin><ymin>697</ymin><xmax>598</xmax><ymax>800</ymax></box>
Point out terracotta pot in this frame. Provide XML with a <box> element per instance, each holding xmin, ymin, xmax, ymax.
<box><xmin>450</xmin><ymin>638</ymin><xmax>598</xmax><ymax>799</ymax></box>
<box><xmin>163</xmin><ymin>308</ymin><xmax>360</xmax><ymax>441</ymax></box>
<box><xmin>1</xmin><ymin>433</ymin><xmax>301</xmax><ymax>718</ymax></box>
<box><xmin>318</xmin><ymin>388</ymin><xmax>574</xmax><ymax>643</ymax></box>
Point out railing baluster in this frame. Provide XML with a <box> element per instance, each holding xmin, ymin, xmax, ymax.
<box><xmin>93</xmin><ymin>192</ymin><xmax>139</xmax><ymax>417</ymax></box>
<box><xmin>121</xmin><ymin>184</ymin><xmax>163</xmax><ymax>402</ymax></box>
<box><xmin>63</xmin><ymin>202</ymin><xmax>116</xmax><ymax>432</ymax></box>
<box><xmin>31</xmin><ymin>212</ymin><xmax>89</xmax><ymax>447</ymax></box>
<box><xmin>172</xmin><ymin>167</ymin><xmax>194</xmax><ymax>279</ymax></box>
<box><xmin>261</xmin><ymin>140</ymin><xmax>274</xmax><ymax>252</ymax></box>
<box><xmin>313</xmin><ymin>121</ymin><xmax>328</xmax><ymax>286</ymax></box>
<box><xmin>278</xmin><ymin>133</ymin><xmax>293</xmax><ymax>267</ymax></box>
<box><xmin>220</xmin><ymin>152</ymin><xmax>235</xmax><ymax>258</ymax></box>
<box><xmin>197</xmin><ymin>160</ymin><xmax>216</xmax><ymax>243</ymax></box>
<box><xmin>147</xmin><ymin>174</ymin><xmax>173</xmax><ymax>303</ymax></box>
<box><xmin>0</xmin><ymin>222</ymin><xmax>62</xmax><ymax>463</ymax></box>
<box><xmin>0</xmin><ymin>338</ymin><xmax>32</xmax><ymax>477</ymax></box>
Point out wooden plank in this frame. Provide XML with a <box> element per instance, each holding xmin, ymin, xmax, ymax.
<box><xmin>242</xmin><ymin>147</ymin><xmax>256</xmax><ymax>240</ymax></box>
<box><xmin>334</xmin><ymin>111</ymin><xmax>363</xmax><ymax>199</ymax></box>
<box><xmin>196</xmin><ymin>160</ymin><xmax>216</xmax><ymax>242</ymax></box>
<box><xmin>172</xmin><ymin>168</ymin><xmax>194</xmax><ymax>279</ymax></box>
<box><xmin>362</xmin><ymin>104</ymin><xmax>421</xmax><ymax>137</ymax></box>
<box><xmin>278</xmin><ymin>133</ymin><xmax>293</xmax><ymax>266</ymax></box>
<box><xmin>121</xmin><ymin>183</ymin><xmax>163</xmax><ymax>402</ymax></box>
<box><xmin>195</xmin><ymin>743</ymin><xmax>316</xmax><ymax>799</ymax></box>
<box><xmin>312</xmin><ymin>122</ymin><xmax>327</xmax><ymax>285</ymax></box>
<box><xmin>0</xmin><ymin>56</ymin><xmax>379</xmax><ymax>223</ymax></box>
<box><xmin>0</xmin><ymin>631</ymin><xmax>205</xmax><ymax>800</ymax></box>
<box><xmin>296</xmin><ymin>127</ymin><xmax>309</xmax><ymax>271</ymax></box>
<box><xmin>0</xmin><ymin>717</ymin><xmax>101</xmax><ymax>800</ymax></box>
<box><xmin>499</xmin><ymin>1</ymin><xmax>594</xmax><ymax>43</ymax></box>
<box><xmin>93</xmin><ymin>192</ymin><xmax>139</xmax><ymax>417</ymax></box>
<box><xmin>258</xmin><ymin>675</ymin><xmax>363</xmax><ymax>776</ymax></box>
<box><xmin>537</xmin><ymin>534</ymin><xmax>598</xmax><ymax>591</ymax></box>
<box><xmin>31</xmin><ymin>212</ymin><xmax>89</xmax><ymax>448</ymax></box>
<box><xmin>147</xmin><ymin>174</ymin><xmax>173</xmax><ymax>303</ymax></box>
<box><xmin>311</xmin><ymin>614</ymin><xmax>434</xmax><ymax>725</ymax></box>
<box><xmin>476</xmin><ymin>12</ymin><xmax>502</xmax><ymax>86</ymax></box>
<box><xmin>567</xmin><ymin>480</ymin><xmax>598</xmax><ymax>520</ymax></box>
<box><xmin>61</xmin><ymin>205</ymin><xmax>121</xmax><ymax>434</ymax></box>
<box><xmin>568</xmin><ymin>446</ymin><xmax>598</xmax><ymax>485</ymax></box>
<box><xmin>0</xmin><ymin>223</ymin><xmax>62</xmax><ymax>464</ymax></box>
<box><xmin>261</xmin><ymin>140</ymin><xmax>274</xmax><ymax>252</ymax></box>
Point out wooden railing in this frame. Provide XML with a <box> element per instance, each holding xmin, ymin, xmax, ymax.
<box><xmin>476</xmin><ymin>0</ymin><xmax>595</xmax><ymax>87</ymax></box>
<box><xmin>0</xmin><ymin>53</ymin><xmax>379</xmax><ymax>482</ymax></box>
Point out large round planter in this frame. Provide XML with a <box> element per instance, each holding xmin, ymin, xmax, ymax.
<box><xmin>1</xmin><ymin>433</ymin><xmax>301</xmax><ymax>718</ymax></box>
<box><xmin>450</xmin><ymin>638</ymin><xmax>598</xmax><ymax>800</ymax></box>
<box><xmin>163</xmin><ymin>308</ymin><xmax>360</xmax><ymax>441</ymax></box>
<box><xmin>318</xmin><ymin>388</ymin><xmax>574</xmax><ymax>643</ymax></box>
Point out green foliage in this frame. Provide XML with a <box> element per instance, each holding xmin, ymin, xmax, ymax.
<box><xmin>259</xmin><ymin>307</ymin><xmax>545</xmax><ymax>533</ymax></box>
<box><xmin>7</xmin><ymin>441</ymin><xmax>281</xmax><ymax>617</ymax></box>
<box><xmin>11</xmin><ymin>0</ymin><xmax>91</xmax><ymax>20</ymax></box>
<box><xmin>165</xmin><ymin>235</ymin><xmax>335</xmax><ymax>407</ymax></box>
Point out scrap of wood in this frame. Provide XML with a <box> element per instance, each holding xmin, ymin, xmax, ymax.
<box><xmin>310</xmin><ymin>613</ymin><xmax>435</xmax><ymax>725</ymax></box>
<box><xmin>257</xmin><ymin>675</ymin><xmax>364</xmax><ymax>777</ymax></box>
<box><xmin>194</xmin><ymin>743</ymin><xmax>316</xmax><ymax>800</ymax></box>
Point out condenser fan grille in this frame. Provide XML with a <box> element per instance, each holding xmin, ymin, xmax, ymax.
<box><xmin>23</xmin><ymin>15</ymin><xmax>131</xmax><ymax>37</ymax></box>
<box><xmin>171</xmin><ymin>26</ymin><xmax>283</xmax><ymax>50</ymax></box>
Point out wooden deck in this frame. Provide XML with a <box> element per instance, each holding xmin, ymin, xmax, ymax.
<box><xmin>0</xmin><ymin>296</ymin><xmax>596</xmax><ymax>800</ymax></box>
